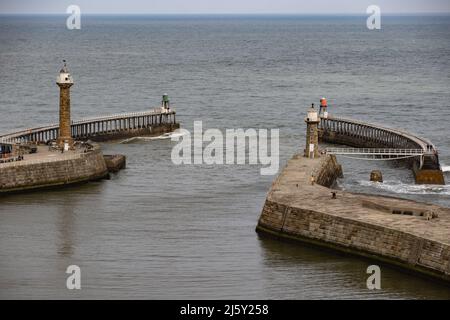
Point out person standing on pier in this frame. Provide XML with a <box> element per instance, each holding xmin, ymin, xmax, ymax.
<box><xmin>162</xmin><ymin>93</ymin><xmax>170</xmax><ymax>112</ymax></box>
<box><xmin>319</xmin><ymin>97</ymin><xmax>328</xmax><ymax>117</ymax></box>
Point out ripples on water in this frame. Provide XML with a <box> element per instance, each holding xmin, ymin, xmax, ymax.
<box><xmin>0</xmin><ymin>15</ymin><xmax>449</xmax><ymax>299</ymax></box>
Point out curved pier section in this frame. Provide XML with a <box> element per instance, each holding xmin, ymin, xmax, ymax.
<box><xmin>0</xmin><ymin>109</ymin><xmax>178</xmax><ymax>144</ymax></box>
<box><xmin>319</xmin><ymin>116</ymin><xmax>445</xmax><ymax>185</ymax></box>
<box><xmin>256</xmin><ymin>154</ymin><xmax>450</xmax><ymax>283</ymax></box>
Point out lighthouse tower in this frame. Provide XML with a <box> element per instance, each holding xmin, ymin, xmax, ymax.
<box><xmin>56</xmin><ymin>61</ymin><xmax>74</xmax><ymax>149</ymax></box>
<box><xmin>304</xmin><ymin>104</ymin><xmax>320</xmax><ymax>158</ymax></box>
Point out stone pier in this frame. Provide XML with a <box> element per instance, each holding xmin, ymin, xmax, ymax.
<box><xmin>256</xmin><ymin>154</ymin><xmax>450</xmax><ymax>283</ymax></box>
<box><xmin>0</xmin><ymin>144</ymin><xmax>109</xmax><ymax>193</ymax></box>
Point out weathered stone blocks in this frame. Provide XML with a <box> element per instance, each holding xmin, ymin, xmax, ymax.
<box><xmin>0</xmin><ymin>147</ymin><xmax>108</xmax><ymax>193</ymax></box>
<box><xmin>256</xmin><ymin>154</ymin><xmax>450</xmax><ymax>283</ymax></box>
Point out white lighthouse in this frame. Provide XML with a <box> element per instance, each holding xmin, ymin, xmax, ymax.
<box><xmin>304</xmin><ymin>104</ymin><xmax>320</xmax><ymax>159</ymax></box>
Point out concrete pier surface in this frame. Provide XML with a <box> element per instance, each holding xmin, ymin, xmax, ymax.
<box><xmin>256</xmin><ymin>154</ymin><xmax>450</xmax><ymax>283</ymax></box>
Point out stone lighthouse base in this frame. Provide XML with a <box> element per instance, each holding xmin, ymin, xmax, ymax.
<box><xmin>0</xmin><ymin>144</ymin><xmax>109</xmax><ymax>194</ymax></box>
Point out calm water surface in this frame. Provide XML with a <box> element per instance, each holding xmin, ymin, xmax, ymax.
<box><xmin>0</xmin><ymin>15</ymin><xmax>449</xmax><ymax>299</ymax></box>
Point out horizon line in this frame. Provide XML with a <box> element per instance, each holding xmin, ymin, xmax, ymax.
<box><xmin>1</xmin><ymin>12</ymin><xmax>450</xmax><ymax>16</ymax></box>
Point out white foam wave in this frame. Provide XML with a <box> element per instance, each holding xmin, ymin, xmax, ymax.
<box><xmin>442</xmin><ymin>165</ymin><xmax>450</xmax><ymax>172</ymax></box>
<box><xmin>357</xmin><ymin>180</ymin><xmax>450</xmax><ymax>196</ymax></box>
<box><xmin>161</xmin><ymin>131</ymin><xmax>188</xmax><ymax>139</ymax></box>
<box><xmin>119</xmin><ymin>137</ymin><xmax>140</xmax><ymax>144</ymax></box>
<box><xmin>119</xmin><ymin>131</ymin><xmax>187</xmax><ymax>144</ymax></box>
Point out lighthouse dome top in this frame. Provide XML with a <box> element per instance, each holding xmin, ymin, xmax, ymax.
<box><xmin>56</xmin><ymin>61</ymin><xmax>73</xmax><ymax>85</ymax></box>
<box><xmin>306</xmin><ymin>106</ymin><xmax>318</xmax><ymax>122</ymax></box>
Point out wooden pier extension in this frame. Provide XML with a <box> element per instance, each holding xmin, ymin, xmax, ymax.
<box><xmin>0</xmin><ymin>108</ymin><xmax>178</xmax><ymax>144</ymax></box>
<box><xmin>319</xmin><ymin>116</ymin><xmax>445</xmax><ymax>185</ymax></box>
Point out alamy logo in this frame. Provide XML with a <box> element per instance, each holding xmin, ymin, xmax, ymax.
<box><xmin>171</xmin><ymin>121</ymin><xmax>279</xmax><ymax>175</ymax></box>
<box><xmin>66</xmin><ymin>5</ymin><xmax>81</xmax><ymax>30</ymax></box>
<box><xmin>366</xmin><ymin>265</ymin><xmax>381</xmax><ymax>290</ymax></box>
<box><xmin>366</xmin><ymin>5</ymin><xmax>381</xmax><ymax>30</ymax></box>
<box><xmin>66</xmin><ymin>265</ymin><xmax>81</xmax><ymax>290</ymax></box>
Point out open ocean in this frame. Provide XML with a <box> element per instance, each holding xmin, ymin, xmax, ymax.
<box><xmin>0</xmin><ymin>15</ymin><xmax>449</xmax><ymax>299</ymax></box>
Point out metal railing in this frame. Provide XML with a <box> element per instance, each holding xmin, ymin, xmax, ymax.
<box><xmin>325</xmin><ymin>148</ymin><xmax>425</xmax><ymax>161</ymax></box>
<box><xmin>326</xmin><ymin>148</ymin><xmax>425</xmax><ymax>155</ymax></box>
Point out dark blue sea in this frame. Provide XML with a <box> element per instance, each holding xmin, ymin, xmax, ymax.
<box><xmin>0</xmin><ymin>15</ymin><xmax>449</xmax><ymax>299</ymax></box>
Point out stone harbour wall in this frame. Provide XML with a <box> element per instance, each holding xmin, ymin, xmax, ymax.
<box><xmin>258</xmin><ymin>201</ymin><xmax>450</xmax><ymax>282</ymax></box>
<box><xmin>256</xmin><ymin>154</ymin><xmax>450</xmax><ymax>283</ymax></box>
<box><xmin>0</xmin><ymin>147</ymin><xmax>108</xmax><ymax>193</ymax></box>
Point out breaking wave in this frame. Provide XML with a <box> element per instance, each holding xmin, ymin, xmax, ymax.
<box><xmin>119</xmin><ymin>131</ymin><xmax>187</xmax><ymax>144</ymax></box>
<box><xmin>355</xmin><ymin>180</ymin><xmax>450</xmax><ymax>196</ymax></box>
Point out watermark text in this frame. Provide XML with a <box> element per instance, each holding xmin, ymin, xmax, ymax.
<box><xmin>171</xmin><ymin>121</ymin><xmax>279</xmax><ymax>176</ymax></box>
